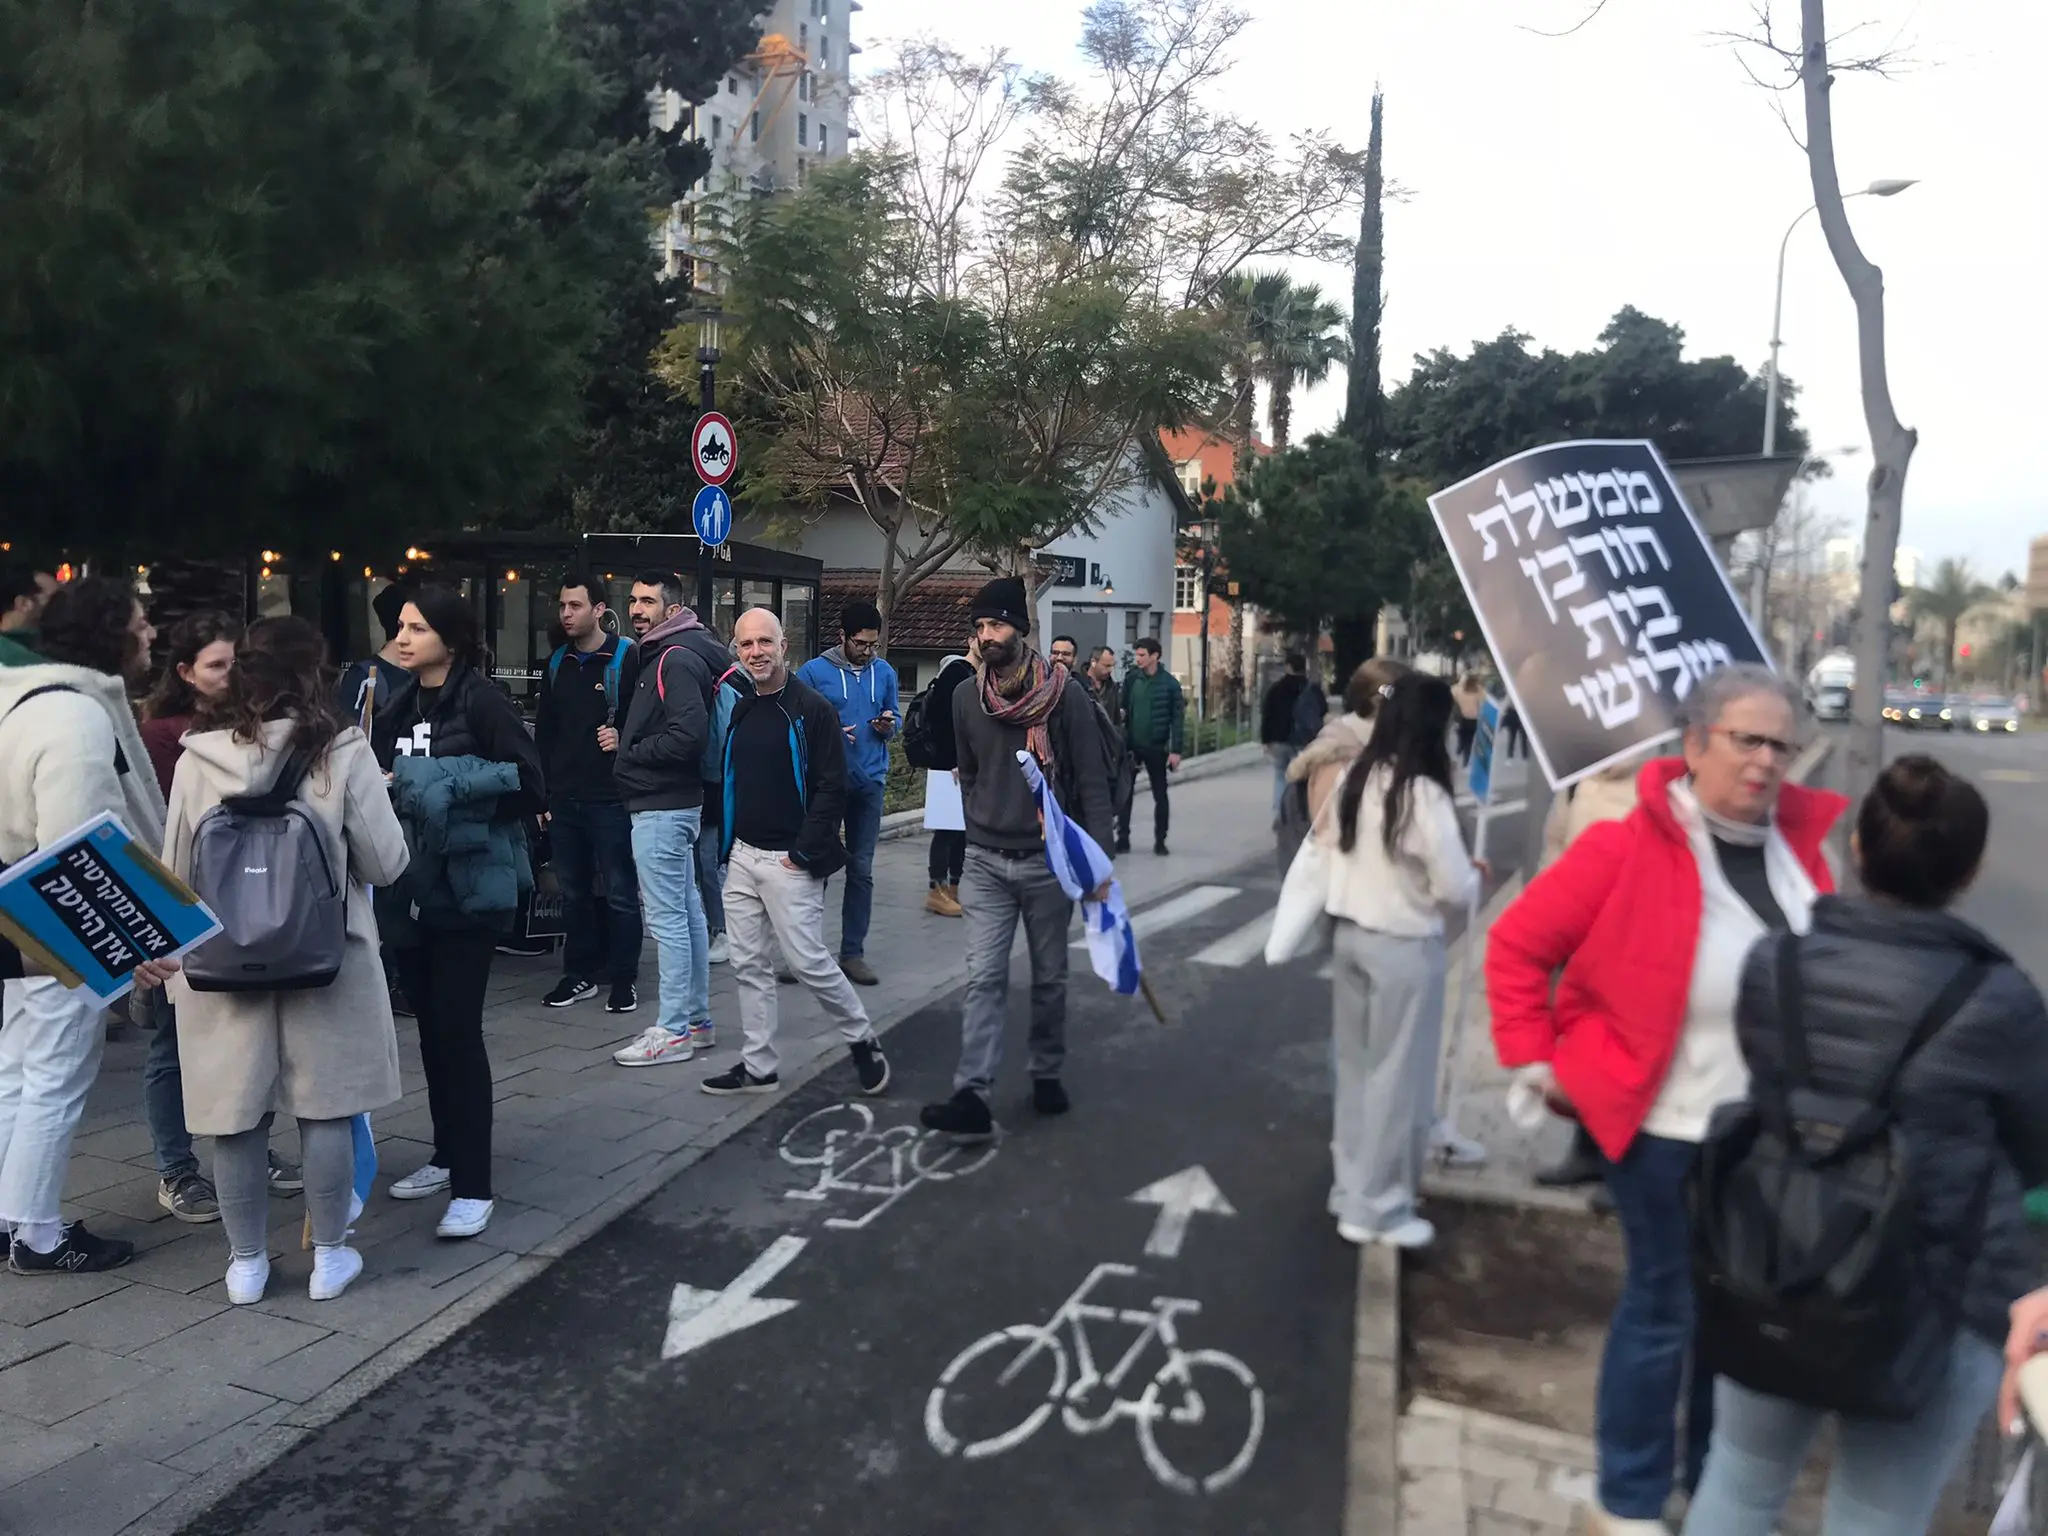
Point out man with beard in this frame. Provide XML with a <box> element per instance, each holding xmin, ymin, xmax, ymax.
<box><xmin>921</xmin><ymin>579</ymin><xmax>1116</xmax><ymax>1142</ymax></box>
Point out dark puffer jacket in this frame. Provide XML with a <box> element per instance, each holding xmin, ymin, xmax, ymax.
<box><xmin>1735</xmin><ymin>895</ymin><xmax>2048</xmax><ymax>1344</ymax></box>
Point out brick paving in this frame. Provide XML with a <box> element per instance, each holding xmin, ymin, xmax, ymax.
<box><xmin>1399</xmin><ymin>1398</ymin><xmax>1596</xmax><ymax>1536</ymax></box>
<box><xmin>0</xmin><ymin>749</ymin><xmax>1271</xmax><ymax>1534</ymax></box>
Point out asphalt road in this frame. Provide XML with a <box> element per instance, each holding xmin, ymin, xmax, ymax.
<box><xmin>177</xmin><ymin>831</ymin><xmax>1516</xmax><ymax>1536</ymax></box>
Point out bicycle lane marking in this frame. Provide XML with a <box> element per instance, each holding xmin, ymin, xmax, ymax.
<box><xmin>776</xmin><ymin>1100</ymin><xmax>999</xmax><ymax>1231</ymax></box>
<box><xmin>923</xmin><ymin>1168</ymin><xmax>1267</xmax><ymax>1497</ymax></box>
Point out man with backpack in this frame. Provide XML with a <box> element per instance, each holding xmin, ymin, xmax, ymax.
<box><xmin>1260</xmin><ymin>653</ymin><xmax>1322</xmax><ymax>816</ymax></box>
<box><xmin>535</xmin><ymin>574</ymin><xmax>639</xmax><ymax>1015</ymax></box>
<box><xmin>612</xmin><ymin>571</ymin><xmax>725</xmax><ymax>1067</ymax></box>
<box><xmin>920</xmin><ymin>579</ymin><xmax>1115</xmax><ymax>1143</ymax></box>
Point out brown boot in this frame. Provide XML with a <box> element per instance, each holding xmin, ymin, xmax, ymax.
<box><xmin>925</xmin><ymin>884</ymin><xmax>964</xmax><ymax>918</ymax></box>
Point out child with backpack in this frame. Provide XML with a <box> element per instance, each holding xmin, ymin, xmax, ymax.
<box><xmin>161</xmin><ymin>618</ymin><xmax>411</xmax><ymax>1307</ymax></box>
<box><xmin>1683</xmin><ymin>755</ymin><xmax>2048</xmax><ymax>1536</ymax></box>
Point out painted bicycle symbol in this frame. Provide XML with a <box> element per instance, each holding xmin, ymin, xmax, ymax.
<box><xmin>777</xmin><ymin>1102</ymin><xmax>997</xmax><ymax>1230</ymax></box>
<box><xmin>924</xmin><ymin>1262</ymin><xmax>1265</xmax><ymax>1495</ymax></box>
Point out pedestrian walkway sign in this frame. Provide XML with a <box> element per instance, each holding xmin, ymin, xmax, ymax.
<box><xmin>692</xmin><ymin>484</ymin><xmax>734</xmax><ymax>549</ymax></box>
<box><xmin>1467</xmin><ymin>695</ymin><xmax>1501</xmax><ymax>805</ymax></box>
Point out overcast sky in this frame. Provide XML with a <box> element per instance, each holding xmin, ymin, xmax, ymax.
<box><xmin>856</xmin><ymin>0</ymin><xmax>2047</xmax><ymax>582</ymax></box>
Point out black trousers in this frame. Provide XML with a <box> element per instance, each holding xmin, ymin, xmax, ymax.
<box><xmin>1456</xmin><ymin>718</ymin><xmax>1477</xmax><ymax>764</ymax></box>
<box><xmin>928</xmin><ymin>829</ymin><xmax>965</xmax><ymax>886</ymax></box>
<box><xmin>394</xmin><ymin>930</ymin><xmax>497</xmax><ymax>1200</ymax></box>
<box><xmin>1118</xmin><ymin>747</ymin><xmax>1172</xmax><ymax>846</ymax></box>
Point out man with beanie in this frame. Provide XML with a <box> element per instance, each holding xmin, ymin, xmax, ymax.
<box><xmin>797</xmin><ymin>600</ymin><xmax>900</xmax><ymax>987</ymax></box>
<box><xmin>921</xmin><ymin>578</ymin><xmax>1116</xmax><ymax>1142</ymax></box>
<box><xmin>1117</xmin><ymin>635</ymin><xmax>1184</xmax><ymax>855</ymax></box>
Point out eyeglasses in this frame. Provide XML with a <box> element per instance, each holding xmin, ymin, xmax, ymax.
<box><xmin>1710</xmin><ymin>726</ymin><xmax>1796</xmax><ymax>761</ymax></box>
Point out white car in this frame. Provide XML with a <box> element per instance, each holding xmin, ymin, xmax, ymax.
<box><xmin>1966</xmin><ymin>697</ymin><xmax>2021</xmax><ymax>735</ymax></box>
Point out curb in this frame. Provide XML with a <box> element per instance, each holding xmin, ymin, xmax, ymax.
<box><xmin>133</xmin><ymin>776</ymin><xmax>1272</xmax><ymax>1536</ymax></box>
<box><xmin>1344</xmin><ymin>1242</ymin><xmax>1403</xmax><ymax>1536</ymax></box>
<box><xmin>877</xmin><ymin>741</ymin><xmax>1267</xmax><ymax>842</ymax></box>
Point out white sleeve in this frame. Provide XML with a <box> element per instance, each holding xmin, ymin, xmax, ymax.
<box><xmin>23</xmin><ymin>695</ymin><xmax>125</xmax><ymax>849</ymax></box>
<box><xmin>1408</xmin><ymin>780</ymin><xmax>1479</xmax><ymax>910</ymax></box>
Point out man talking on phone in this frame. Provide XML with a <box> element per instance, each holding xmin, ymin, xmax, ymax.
<box><xmin>797</xmin><ymin>600</ymin><xmax>899</xmax><ymax>986</ymax></box>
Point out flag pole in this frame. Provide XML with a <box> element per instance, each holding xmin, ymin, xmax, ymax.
<box><xmin>1138</xmin><ymin>974</ymin><xmax>1170</xmax><ymax>1025</ymax></box>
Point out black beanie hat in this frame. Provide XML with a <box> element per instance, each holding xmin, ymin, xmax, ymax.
<box><xmin>968</xmin><ymin>576</ymin><xmax>1031</xmax><ymax>636</ymax></box>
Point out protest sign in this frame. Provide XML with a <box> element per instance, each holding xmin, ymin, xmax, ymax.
<box><xmin>0</xmin><ymin>813</ymin><xmax>222</xmax><ymax>1005</ymax></box>
<box><xmin>1427</xmin><ymin>439</ymin><xmax>1769</xmax><ymax>789</ymax></box>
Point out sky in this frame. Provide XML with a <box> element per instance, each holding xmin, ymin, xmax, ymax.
<box><xmin>853</xmin><ymin>0</ymin><xmax>2048</xmax><ymax>583</ymax></box>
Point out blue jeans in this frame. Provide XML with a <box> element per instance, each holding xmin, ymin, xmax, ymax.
<box><xmin>1599</xmin><ymin>1133</ymin><xmax>1714</xmax><ymax>1519</ymax></box>
<box><xmin>630</xmin><ymin>808</ymin><xmax>709</xmax><ymax>1036</ymax></box>
<box><xmin>697</xmin><ymin>792</ymin><xmax>726</xmax><ymax>937</ymax></box>
<box><xmin>550</xmin><ymin>796</ymin><xmax>641</xmax><ymax>988</ymax></box>
<box><xmin>143</xmin><ymin>994</ymin><xmax>197</xmax><ymax>1180</ymax></box>
<box><xmin>1683</xmin><ymin>1332</ymin><xmax>2003</xmax><ymax>1536</ymax></box>
<box><xmin>836</xmin><ymin>779</ymin><xmax>884</xmax><ymax>960</ymax></box>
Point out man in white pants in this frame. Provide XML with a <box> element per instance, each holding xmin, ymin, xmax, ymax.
<box><xmin>699</xmin><ymin>609</ymin><xmax>889</xmax><ymax>1100</ymax></box>
<box><xmin>0</xmin><ymin>576</ymin><xmax>165</xmax><ymax>1274</ymax></box>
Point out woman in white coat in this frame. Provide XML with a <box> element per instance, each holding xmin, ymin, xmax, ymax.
<box><xmin>164</xmin><ymin>618</ymin><xmax>410</xmax><ymax>1305</ymax></box>
<box><xmin>1322</xmin><ymin>672</ymin><xmax>1486</xmax><ymax>1250</ymax></box>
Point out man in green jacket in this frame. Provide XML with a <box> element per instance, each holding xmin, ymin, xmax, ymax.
<box><xmin>1116</xmin><ymin>635</ymin><xmax>1185</xmax><ymax>855</ymax></box>
<box><xmin>0</xmin><ymin>562</ymin><xmax>58</xmax><ymax>667</ymax></box>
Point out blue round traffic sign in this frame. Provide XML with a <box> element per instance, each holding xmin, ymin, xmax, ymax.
<box><xmin>692</xmin><ymin>484</ymin><xmax>734</xmax><ymax>548</ymax></box>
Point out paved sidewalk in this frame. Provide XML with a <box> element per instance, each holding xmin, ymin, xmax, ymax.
<box><xmin>0</xmin><ymin>761</ymin><xmax>1282</xmax><ymax>1535</ymax></box>
<box><xmin>1399</xmin><ymin>1397</ymin><xmax>1595</xmax><ymax>1536</ymax></box>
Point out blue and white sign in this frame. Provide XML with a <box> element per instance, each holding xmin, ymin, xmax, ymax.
<box><xmin>1467</xmin><ymin>695</ymin><xmax>1502</xmax><ymax>805</ymax></box>
<box><xmin>692</xmin><ymin>484</ymin><xmax>734</xmax><ymax>549</ymax></box>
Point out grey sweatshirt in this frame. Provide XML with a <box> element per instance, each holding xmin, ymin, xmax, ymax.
<box><xmin>952</xmin><ymin>672</ymin><xmax>1117</xmax><ymax>855</ymax></box>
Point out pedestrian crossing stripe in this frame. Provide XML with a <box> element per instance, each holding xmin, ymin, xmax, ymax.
<box><xmin>1072</xmin><ymin>884</ymin><xmax>1239</xmax><ymax>950</ymax></box>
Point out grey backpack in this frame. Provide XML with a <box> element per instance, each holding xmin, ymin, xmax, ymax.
<box><xmin>183</xmin><ymin>748</ymin><xmax>347</xmax><ymax>992</ymax></box>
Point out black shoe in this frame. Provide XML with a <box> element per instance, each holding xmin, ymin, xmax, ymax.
<box><xmin>604</xmin><ymin>983</ymin><xmax>638</xmax><ymax>1014</ymax></box>
<box><xmin>850</xmin><ymin>1040</ymin><xmax>891</xmax><ymax>1096</ymax></box>
<box><xmin>1032</xmin><ymin>1078</ymin><xmax>1070</xmax><ymax>1116</ymax></box>
<box><xmin>920</xmin><ymin>1089</ymin><xmax>995</xmax><ymax>1144</ymax></box>
<box><xmin>544</xmin><ymin>977</ymin><xmax>598</xmax><ymax>1009</ymax></box>
<box><xmin>701</xmin><ymin>1063</ymin><xmax>779</xmax><ymax>1096</ymax></box>
<box><xmin>1113</xmin><ymin>837</ymin><xmax>1131</xmax><ymax>854</ymax></box>
<box><xmin>776</xmin><ymin>966</ymin><xmax>797</xmax><ymax>986</ymax></box>
<box><xmin>389</xmin><ymin>985</ymin><xmax>415</xmax><ymax>1019</ymax></box>
<box><xmin>1153</xmin><ymin>841</ymin><xmax>1169</xmax><ymax>856</ymax></box>
<box><xmin>1534</xmin><ymin>1128</ymin><xmax>1606</xmax><ymax>1189</ymax></box>
<box><xmin>268</xmin><ymin>1150</ymin><xmax>304</xmax><ymax>1195</ymax></box>
<box><xmin>9</xmin><ymin>1222</ymin><xmax>135</xmax><ymax>1275</ymax></box>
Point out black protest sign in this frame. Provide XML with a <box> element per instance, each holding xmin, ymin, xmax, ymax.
<box><xmin>1426</xmin><ymin>439</ymin><xmax>1768</xmax><ymax>789</ymax></box>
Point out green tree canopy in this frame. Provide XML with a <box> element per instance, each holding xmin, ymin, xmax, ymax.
<box><xmin>1</xmin><ymin>0</ymin><xmax>627</xmax><ymax>557</ymax></box>
<box><xmin>1910</xmin><ymin>557</ymin><xmax>1996</xmax><ymax>684</ymax></box>
<box><xmin>1384</xmin><ymin>306</ymin><xmax>1809</xmax><ymax>487</ymax></box>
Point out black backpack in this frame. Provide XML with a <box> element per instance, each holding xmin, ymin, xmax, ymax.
<box><xmin>902</xmin><ymin>680</ymin><xmax>943</xmax><ymax>770</ymax></box>
<box><xmin>1053</xmin><ymin>682</ymin><xmax>1133</xmax><ymax>826</ymax></box>
<box><xmin>1692</xmin><ymin>934</ymin><xmax>1992</xmax><ymax>1420</ymax></box>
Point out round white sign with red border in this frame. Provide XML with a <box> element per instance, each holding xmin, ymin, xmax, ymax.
<box><xmin>692</xmin><ymin>411</ymin><xmax>737</xmax><ymax>487</ymax></box>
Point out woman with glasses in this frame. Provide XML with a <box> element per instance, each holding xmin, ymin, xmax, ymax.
<box><xmin>1485</xmin><ymin>664</ymin><xmax>1846</xmax><ymax>1536</ymax></box>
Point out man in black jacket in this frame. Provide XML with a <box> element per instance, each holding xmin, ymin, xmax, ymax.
<box><xmin>611</xmin><ymin>571</ymin><xmax>716</xmax><ymax>1068</ymax></box>
<box><xmin>536</xmin><ymin>574</ymin><xmax>640</xmax><ymax>1015</ymax></box>
<box><xmin>1260</xmin><ymin>653</ymin><xmax>1322</xmax><ymax>816</ymax></box>
<box><xmin>700</xmin><ymin>608</ymin><xmax>889</xmax><ymax>1100</ymax></box>
<box><xmin>922</xmin><ymin>579</ymin><xmax>1114</xmax><ymax>1142</ymax></box>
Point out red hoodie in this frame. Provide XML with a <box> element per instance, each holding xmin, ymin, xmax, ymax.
<box><xmin>1485</xmin><ymin>757</ymin><xmax>1846</xmax><ymax>1160</ymax></box>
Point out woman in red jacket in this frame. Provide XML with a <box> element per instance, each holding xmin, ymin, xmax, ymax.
<box><xmin>1485</xmin><ymin>665</ymin><xmax>1846</xmax><ymax>1535</ymax></box>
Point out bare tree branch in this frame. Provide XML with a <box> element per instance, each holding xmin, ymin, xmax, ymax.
<box><xmin>1519</xmin><ymin>0</ymin><xmax>1613</xmax><ymax>39</ymax></box>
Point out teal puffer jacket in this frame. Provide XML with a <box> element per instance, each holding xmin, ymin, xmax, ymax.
<box><xmin>389</xmin><ymin>754</ymin><xmax>534</xmax><ymax>932</ymax></box>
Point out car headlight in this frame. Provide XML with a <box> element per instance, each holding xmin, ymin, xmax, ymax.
<box><xmin>2008</xmin><ymin>720</ymin><xmax>2020</xmax><ymax>732</ymax></box>
<box><xmin>1940</xmin><ymin>709</ymin><xmax>1952</xmax><ymax>720</ymax></box>
<box><xmin>1908</xmin><ymin>709</ymin><xmax>1921</xmax><ymax>719</ymax></box>
<box><xmin>1977</xmin><ymin>719</ymin><xmax>1990</xmax><ymax>730</ymax></box>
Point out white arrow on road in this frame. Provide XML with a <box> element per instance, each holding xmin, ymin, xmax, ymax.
<box><xmin>661</xmin><ymin>1235</ymin><xmax>807</xmax><ymax>1360</ymax></box>
<box><xmin>1128</xmin><ymin>1166</ymin><xmax>1236</xmax><ymax>1259</ymax></box>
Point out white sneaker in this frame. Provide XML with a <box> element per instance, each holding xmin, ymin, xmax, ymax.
<box><xmin>389</xmin><ymin>1163</ymin><xmax>452</xmax><ymax>1201</ymax></box>
<box><xmin>225</xmin><ymin>1253</ymin><xmax>270</xmax><ymax>1306</ymax></box>
<box><xmin>1585</xmin><ymin>1510</ymin><xmax>1671</xmax><ymax>1536</ymax></box>
<box><xmin>1337</xmin><ymin>1217</ymin><xmax>1437</xmax><ymax>1249</ymax></box>
<box><xmin>437</xmin><ymin>1198</ymin><xmax>494</xmax><ymax>1239</ymax></box>
<box><xmin>613</xmin><ymin>1025</ymin><xmax>695</xmax><ymax>1067</ymax></box>
<box><xmin>707</xmin><ymin>933</ymin><xmax>730</xmax><ymax>965</ymax></box>
<box><xmin>1430</xmin><ymin>1119</ymin><xmax>1489</xmax><ymax>1169</ymax></box>
<box><xmin>309</xmin><ymin>1245</ymin><xmax>364</xmax><ymax>1301</ymax></box>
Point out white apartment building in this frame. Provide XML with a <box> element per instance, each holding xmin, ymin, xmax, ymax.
<box><xmin>652</xmin><ymin>0</ymin><xmax>861</xmax><ymax>282</ymax></box>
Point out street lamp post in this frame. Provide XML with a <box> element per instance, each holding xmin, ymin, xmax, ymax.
<box><xmin>1762</xmin><ymin>178</ymin><xmax>1917</xmax><ymax>458</ymax></box>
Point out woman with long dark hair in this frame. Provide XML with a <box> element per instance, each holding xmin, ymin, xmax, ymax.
<box><xmin>139</xmin><ymin>611</ymin><xmax>242</xmax><ymax>792</ymax></box>
<box><xmin>163</xmin><ymin>617</ymin><xmax>410</xmax><ymax>1304</ymax></box>
<box><xmin>1319</xmin><ymin>672</ymin><xmax>1484</xmax><ymax>1250</ymax></box>
<box><xmin>374</xmin><ymin>584</ymin><xmax>544</xmax><ymax>1241</ymax></box>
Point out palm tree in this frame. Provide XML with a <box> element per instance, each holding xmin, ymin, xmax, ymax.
<box><xmin>1257</xmin><ymin>281</ymin><xmax>1349</xmax><ymax>451</ymax></box>
<box><xmin>1215</xmin><ymin>269</ymin><xmax>1292</xmax><ymax>453</ymax></box>
<box><xmin>1909</xmin><ymin>557</ymin><xmax>1995</xmax><ymax>686</ymax></box>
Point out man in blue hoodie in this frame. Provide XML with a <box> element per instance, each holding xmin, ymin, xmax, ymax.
<box><xmin>796</xmin><ymin>600</ymin><xmax>898</xmax><ymax>986</ymax></box>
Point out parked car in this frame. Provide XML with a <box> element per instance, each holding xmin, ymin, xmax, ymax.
<box><xmin>1882</xmin><ymin>690</ymin><xmax>1951</xmax><ymax>730</ymax></box>
<box><xmin>1962</xmin><ymin>696</ymin><xmax>2022</xmax><ymax>735</ymax></box>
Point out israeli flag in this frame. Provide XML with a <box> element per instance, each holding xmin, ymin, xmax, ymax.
<box><xmin>1014</xmin><ymin>750</ymin><xmax>1141</xmax><ymax>996</ymax></box>
<box><xmin>349</xmin><ymin>1114</ymin><xmax>377</xmax><ymax>1225</ymax></box>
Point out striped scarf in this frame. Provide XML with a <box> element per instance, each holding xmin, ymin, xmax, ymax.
<box><xmin>980</xmin><ymin>651</ymin><xmax>1067</xmax><ymax>769</ymax></box>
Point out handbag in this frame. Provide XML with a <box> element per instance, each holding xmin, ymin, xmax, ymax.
<box><xmin>1265</xmin><ymin>780</ymin><xmax>1340</xmax><ymax>965</ymax></box>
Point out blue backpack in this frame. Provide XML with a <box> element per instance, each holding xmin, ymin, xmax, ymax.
<box><xmin>546</xmin><ymin>640</ymin><xmax>632</xmax><ymax>715</ymax></box>
<box><xmin>700</xmin><ymin>667</ymin><xmax>741</xmax><ymax>784</ymax></box>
